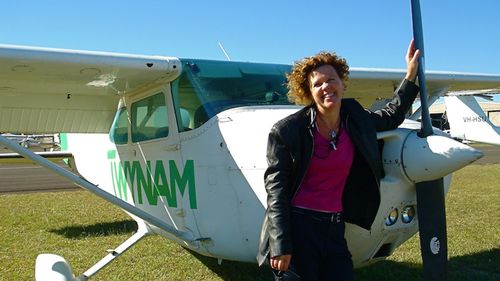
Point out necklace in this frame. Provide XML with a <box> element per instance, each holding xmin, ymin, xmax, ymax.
<box><xmin>316</xmin><ymin>115</ymin><xmax>341</xmax><ymax>150</ymax></box>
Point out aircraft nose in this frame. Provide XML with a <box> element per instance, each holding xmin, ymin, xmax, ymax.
<box><xmin>402</xmin><ymin>132</ymin><xmax>483</xmax><ymax>183</ymax></box>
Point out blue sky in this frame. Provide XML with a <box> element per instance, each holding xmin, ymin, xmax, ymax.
<box><xmin>2</xmin><ymin>0</ymin><xmax>499</xmax><ymax>74</ymax></box>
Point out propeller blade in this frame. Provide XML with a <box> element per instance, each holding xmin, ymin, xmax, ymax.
<box><xmin>410</xmin><ymin>1</ymin><xmax>448</xmax><ymax>280</ymax></box>
<box><xmin>410</xmin><ymin>0</ymin><xmax>433</xmax><ymax>137</ymax></box>
<box><xmin>415</xmin><ymin>179</ymin><xmax>448</xmax><ymax>280</ymax></box>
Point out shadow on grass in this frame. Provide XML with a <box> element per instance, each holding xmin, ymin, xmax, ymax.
<box><xmin>357</xmin><ymin>247</ymin><xmax>500</xmax><ymax>281</ymax></box>
<box><xmin>50</xmin><ymin>219</ymin><xmax>137</xmax><ymax>238</ymax></box>
<box><xmin>448</xmin><ymin>247</ymin><xmax>500</xmax><ymax>281</ymax></box>
<box><xmin>186</xmin><ymin>247</ymin><xmax>499</xmax><ymax>281</ymax></box>
<box><xmin>185</xmin><ymin>248</ymin><xmax>273</xmax><ymax>281</ymax></box>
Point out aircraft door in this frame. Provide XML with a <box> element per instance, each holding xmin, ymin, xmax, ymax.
<box><xmin>121</xmin><ymin>85</ymin><xmax>198</xmax><ymax>239</ymax></box>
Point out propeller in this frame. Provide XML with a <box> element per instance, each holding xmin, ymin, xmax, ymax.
<box><xmin>410</xmin><ymin>0</ymin><xmax>448</xmax><ymax>280</ymax></box>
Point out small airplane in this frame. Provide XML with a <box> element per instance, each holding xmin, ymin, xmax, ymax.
<box><xmin>0</xmin><ymin>133</ymin><xmax>59</xmax><ymax>150</ymax></box>
<box><xmin>444</xmin><ymin>93</ymin><xmax>500</xmax><ymax>146</ymax></box>
<box><xmin>1</xmin><ymin>3</ymin><xmax>499</xmax><ymax>280</ymax></box>
<box><xmin>0</xmin><ymin>133</ymin><xmax>35</xmax><ymax>148</ymax></box>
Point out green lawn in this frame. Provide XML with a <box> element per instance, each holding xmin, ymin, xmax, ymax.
<box><xmin>1</xmin><ymin>164</ymin><xmax>499</xmax><ymax>281</ymax></box>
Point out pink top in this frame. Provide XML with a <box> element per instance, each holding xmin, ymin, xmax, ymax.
<box><xmin>291</xmin><ymin>126</ymin><xmax>355</xmax><ymax>212</ymax></box>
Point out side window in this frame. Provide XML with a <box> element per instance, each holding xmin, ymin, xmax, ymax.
<box><xmin>109</xmin><ymin>107</ymin><xmax>129</xmax><ymax>145</ymax></box>
<box><xmin>131</xmin><ymin>92</ymin><xmax>169</xmax><ymax>142</ymax></box>
<box><xmin>171</xmin><ymin>73</ymin><xmax>199</xmax><ymax>132</ymax></box>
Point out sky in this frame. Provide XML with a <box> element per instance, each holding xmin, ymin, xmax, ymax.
<box><xmin>1</xmin><ymin>0</ymin><xmax>499</xmax><ymax>75</ymax></box>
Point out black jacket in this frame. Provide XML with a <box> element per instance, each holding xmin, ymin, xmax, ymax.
<box><xmin>257</xmin><ymin>79</ymin><xmax>419</xmax><ymax>265</ymax></box>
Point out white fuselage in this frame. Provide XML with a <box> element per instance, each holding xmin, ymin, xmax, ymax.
<box><xmin>65</xmin><ymin>105</ymin><xmax>477</xmax><ymax>267</ymax></box>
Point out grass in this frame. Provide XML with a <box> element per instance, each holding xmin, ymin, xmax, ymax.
<box><xmin>0</xmin><ymin>164</ymin><xmax>499</xmax><ymax>281</ymax></box>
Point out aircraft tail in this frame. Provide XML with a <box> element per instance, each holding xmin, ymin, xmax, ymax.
<box><xmin>444</xmin><ymin>95</ymin><xmax>500</xmax><ymax>145</ymax></box>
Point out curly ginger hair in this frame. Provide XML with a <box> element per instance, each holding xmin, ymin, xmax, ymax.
<box><xmin>286</xmin><ymin>51</ymin><xmax>350</xmax><ymax>105</ymax></box>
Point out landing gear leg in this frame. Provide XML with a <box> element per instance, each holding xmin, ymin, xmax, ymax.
<box><xmin>35</xmin><ymin>223</ymin><xmax>151</xmax><ymax>281</ymax></box>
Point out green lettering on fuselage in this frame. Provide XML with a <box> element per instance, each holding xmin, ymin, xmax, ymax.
<box><xmin>109</xmin><ymin>151</ymin><xmax>197</xmax><ymax>209</ymax></box>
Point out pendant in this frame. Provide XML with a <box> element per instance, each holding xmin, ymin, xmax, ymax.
<box><xmin>330</xmin><ymin>130</ymin><xmax>337</xmax><ymax>150</ymax></box>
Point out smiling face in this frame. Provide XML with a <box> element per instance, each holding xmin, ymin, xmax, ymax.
<box><xmin>308</xmin><ymin>64</ymin><xmax>345</xmax><ymax>114</ymax></box>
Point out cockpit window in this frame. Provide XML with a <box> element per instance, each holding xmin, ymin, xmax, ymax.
<box><xmin>131</xmin><ymin>92</ymin><xmax>169</xmax><ymax>142</ymax></box>
<box><xmin>171</xmin><ymin>59</ymin><xmax>292</xmax><ymax>129</ymax></box>
<box><xmin>109</xmin><ymin>107</ymin><xmax>129</xmax><ymax>144</ymax></box>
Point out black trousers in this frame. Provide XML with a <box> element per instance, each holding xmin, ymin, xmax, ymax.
<box><xmin>276</xmin><ymin>208</ymin><xmax>355</xmax><ymax>281</ymax></box>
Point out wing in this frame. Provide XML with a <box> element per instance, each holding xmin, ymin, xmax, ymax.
<box><xmin>1</xmin><ymin>44</ymin><xmax>500</xmax><ymax>134</ymax></box>
<box><xmin>347</xmin><ymin>68</ymin><xmax>500</xmax><ymax>108</ymax></box>
<box><xmin>0</xmin><ymin>44</ymin><xmax>181</xmax><ymax>133</ymax></box>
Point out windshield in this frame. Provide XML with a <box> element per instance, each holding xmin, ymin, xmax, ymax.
<box><xmin>171</xmin><ymin>59</ymin><xmax>292</xmax><ymax>129</ymax></box>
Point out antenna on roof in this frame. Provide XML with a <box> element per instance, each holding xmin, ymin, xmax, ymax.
<box><xmin>218</xmin><ymin>42</ymin><xmax>231</xmax><ymax>61</ymax></box>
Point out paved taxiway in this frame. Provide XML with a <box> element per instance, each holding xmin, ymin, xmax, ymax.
<box><xmin>0</xmin><ymin>163</ymin><xmax>78</xmax><ymax>193</ymax></box>
<box><xmin>0</xmin><ymin>144</ymin><xmax>498</xmax><ymax>194</ymax></box>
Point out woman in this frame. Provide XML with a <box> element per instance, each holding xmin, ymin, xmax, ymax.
<box><xmin>257</xmin><ymin>40</ymin><xmax>420</xmax><ymax>281</ymax></box>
